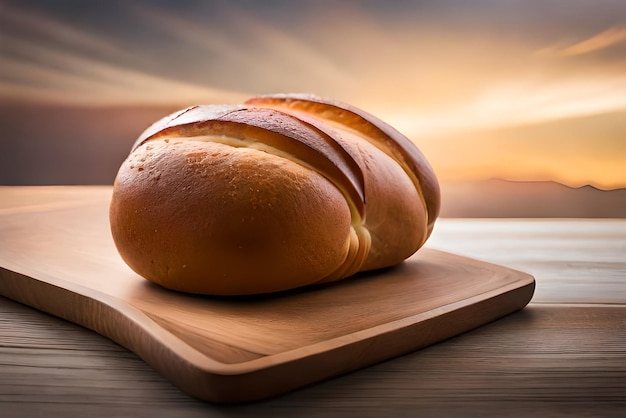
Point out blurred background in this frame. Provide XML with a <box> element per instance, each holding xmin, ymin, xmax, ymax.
<box><xmin>1</xmin><ymin>0</ymin><xmax>625</xmax><ymax>217</ymax></box>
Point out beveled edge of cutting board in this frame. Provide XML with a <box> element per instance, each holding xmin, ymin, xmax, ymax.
<box><xmin>0</xmin><ymin>250</ymin><xmax>535</xmax><ymax>403</ymax></box>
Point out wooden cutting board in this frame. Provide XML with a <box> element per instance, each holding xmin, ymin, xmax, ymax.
<box><xmin>0</xmin><ymin>187</ymin><xmax>535</xmax><ymax>403</ymax></box>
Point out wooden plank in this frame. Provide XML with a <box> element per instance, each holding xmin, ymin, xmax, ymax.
<box><xmin>1</xmin><ymin>296</ymin><xmax>624</xmax><ymax>417</ymax></box>
<box><xmin>427</xmin><ymin>218</ymin><xmax>626</xmax><ymax>304</ymax></box>
<box><xmin>0</xmin><ymin>187</ymin><xmax>534</xmax><ymax>402</ymax></box>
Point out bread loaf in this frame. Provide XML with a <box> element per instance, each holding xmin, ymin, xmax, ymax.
<box><xmin>109</xmin><ymin>94</ymin><xmax>440</xmax><ymax>295</ymax></box>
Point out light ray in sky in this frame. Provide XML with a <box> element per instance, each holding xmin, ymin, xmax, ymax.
<box><xmin>381</xmin><ymin>75</ymin><xmax>626</xmax><ymax>138</ymax></box>
<box><xmin>538</xmin><ymin>25</ymin><xmax>626</xmax><ymax>57</ymax></box>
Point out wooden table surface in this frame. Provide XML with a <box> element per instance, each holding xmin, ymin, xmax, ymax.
<box><xmin>1</xmin><ymin>186</ymin><xmax>625</xmax><ymax>417</ymax></box>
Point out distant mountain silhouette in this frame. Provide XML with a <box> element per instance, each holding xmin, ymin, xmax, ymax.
<box><xmin>440</xmin><ymin>179</ymin><xmax>626</xmax><ymax>218</ymax></box>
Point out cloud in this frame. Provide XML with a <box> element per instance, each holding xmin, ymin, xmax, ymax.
<box><xmin>0</xmin><ymin>1</ymin><xmax>248</xmax><ymax>106</ymax></box>
<box><xmin>368</xmin><ymin>73</ymin><xmax>626</xmax><ymax>143</ymax></box>
<box><xmin>537</xmin><ymin>25</ymin><xmax>626</xmax><ymax>57</ymax></box>
<box><xmin>0</xmin><ymin>1</ymin><xmax>356</xmax><ymax>105</ymax></box>
<box><xmin>0</xmin><ymin>1</ymin><xmax>129</xmax><ymax>61</ymax></box>
<box><xmin>129</xmin><ymin>2</ymin><xmax>355</xmax><ymax>96</ymax></box>
<box><xmin>129</xmin><ymin>4</ymin><xmax>252</xmax><ymax>69</ymax></box>
<box><xmin>0</xmin><ymin>32</ymin><xmax>247</xmax><ymax>106</ymax></box>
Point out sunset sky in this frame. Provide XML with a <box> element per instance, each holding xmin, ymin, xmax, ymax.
<box><xmin>1</xmin><ymin>0</ymin><xmax>625</xmax><ymax>189</ymax></box>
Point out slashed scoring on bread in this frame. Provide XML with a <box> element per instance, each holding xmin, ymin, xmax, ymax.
<box><xmin>109</xmin><ymin>94</ymin><xmax>440</xmax><ymax>295</ymax></box>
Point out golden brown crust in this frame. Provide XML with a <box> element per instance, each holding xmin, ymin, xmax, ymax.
<box><xmin>245</xmin><ymin>94</ymin><xmax>441</xmax><ymax>238</ymax></box>
<box><xmin>110</xmin><ymin>138</ymin><xmax>353</xmax><ymax>295</ymax></box>
<box><xmin>109</xmin><ymin>95</ymin><xmax>440</xmax><ymax>295</ymax></box>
